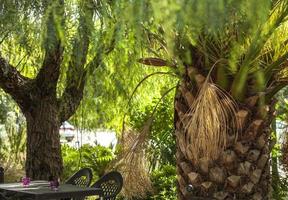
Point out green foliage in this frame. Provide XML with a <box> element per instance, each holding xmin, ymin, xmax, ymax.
<box><xmin>0</xmin><ymin>95</ymin><xmax>26</xmax><ymax>167</ymax></box>
<box><xmin>3</xmin><ymin>112</ymin><xmax>26</xmax><ymax>165</ymax></box>
<box><xmin>61</xmin><ymin>144</ymin><xmax>79</xmax><ymax>180</ymax></box>
<box><xmin>107</xmin><ymin>0</ymin><xmax>288</xmax><ymax>101</ymax></box>
<box><xmin>1</xmin><ymin>1</ymin><xmax>288</xmax><ymax>198</ymax></box>
<box><xmin>130</xmin><ymin>96</ymin><xmax>176</xmax><ymax>169</ymax></box>
<box><xmin>126</xmin><ymin>96</ymin><xmax>177</xmax><ymax>200</ymax></box>
<box><xmin>71</xmin><ymin>60</ymin><xmax>178</xmax><ymax>132</ymax></box>
<box><xmin>0</xmin><ymin>98</ymin><xmax>26</xmax><ymax>182</ymax></box>
<box><xmin>271</xmin><ymin>175</ymin><xmax>288</xmax><ymax>199</ymax></box>
<box><xmin>80</xmin><ymin>144</ymin><xmax>115</xmax><ymax>177</ymax></box>
<box><xmin>271</xmin><ymin>87</ymin><xmax>288</xmax><ymax>199</ymax></box>
<box><xmin>61</xmin><ymin>144</ymin><xmax>114</xmax><ymax>183</ymax></box>
<box><xmin>147</xmin><ymin>164</ymin><xmax>177</xmax><ymax>200</ymax></box>
<box><xmin>0</xmin><ymin>95</ymin><xmax>14</xmax><ymax>124</ymax></box>
<box><xmin>276</xmin><ymin>86</ymin><xmax>288</xmax><ymax>122</ymax></box>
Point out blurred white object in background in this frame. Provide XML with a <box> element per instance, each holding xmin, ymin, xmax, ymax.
<box><xmin>60</xmin><ymin>121</ymin><xmax>75</xmax><ymax>142</ymax></box>
<box><xmin>59</xmin><ymin>121</ymin><xmax>117</xmax><ymax>150</ymax></box>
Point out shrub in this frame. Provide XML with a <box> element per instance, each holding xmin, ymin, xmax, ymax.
<box><xmin>62</xmin><ymin>144</ymin><xmax>114</xmax><ymax>183</ymax></box>
<box><xmin>147</xmin><ymin>164</ymin><xmax>177</xmax><ymax>200</ymax></box>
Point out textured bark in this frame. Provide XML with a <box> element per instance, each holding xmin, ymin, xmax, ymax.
<box><xmin>175</xmin><ymin>71</ymin><xmax>275</xmax><ymax>200</ymax></box>
<box><xmin>0</xmin><ymin>0</ymin><xmax>96</xmax><ymax>179</ymax></box>
<box><xmin>0</xmin><ymin>57</ymin><xmax>64</xmax><ymax>179</ymax></box>
<box><xmin>0</xmin><ymin>57</ymin><xmax>32</xmax><ymax>112</ymax></box>
<box><xmin>59</xmin><ymin>72</ymin><xmax>86</xmax><ymax>122</ymax></box>
<box><xmin>25</xmin><ymin>99</ymin><xmax>62</xmax><ymax>180</ymax></box>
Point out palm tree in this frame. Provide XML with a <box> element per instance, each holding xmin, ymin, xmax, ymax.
<box><xmin>133</xmin><ymin>0</ymin><xmax>288</xmax><ymax>199</ymax></box>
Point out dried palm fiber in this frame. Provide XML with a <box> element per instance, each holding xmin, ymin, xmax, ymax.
<box><xmin>184</xmin><ymin>70</ymin><xmax>238</xmax><ymax>163</ymax></box>
<box><xmin>110</xmin><ymin>118</ymin><xmax>153</xmax><ymax>199</ymax></box>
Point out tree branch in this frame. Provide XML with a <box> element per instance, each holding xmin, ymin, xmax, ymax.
<box><xmin>0</xmin><ymin>56</ymin><xmax>32</xmax><ymax>112</ymax></box>
<box><xmin>35</xmin><ymin>0</ymin><xmax>64</xmax><ymax>96</ymax></box>
<box><xmin>266</xmin><ymin>80</ymin><xmax>288</xmax><ymax>99</ymax></box>
<box><xmin>59</xmin><ymin>0</ymin><xmax>118</xmax><ymax>122</ymax></box>
<box><xmin>59</xmin><ymin>0</ymin><xmax>94</xmax><ymax>122</ymax></box>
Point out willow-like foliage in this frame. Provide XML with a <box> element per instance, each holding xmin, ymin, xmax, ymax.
<box><xmin>3</xmin><ymin>0</ymin><xmax>287</xmax><ymax>131</ymax></box>
<box><xmin>111</xmin><ymin>0</ymin><xmax>288</xmax><ymax>98</ymax></box>
<box><xmin>2</xmin><ymin>0</ymin><xmax>288</xmax><ymax>197</ymax></box>
<box><xmin>0</xmin><ymin>0</ymin><xmax>178</xmax><ymax>132</ymax></box>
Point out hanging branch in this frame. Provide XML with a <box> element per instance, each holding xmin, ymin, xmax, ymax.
<box><xmin>59</xmin><ymin>0</ymin><xmax>117</xmax><ymax>122</ymax></box>
<box><xmin>35</xmin><ymin>0</ymin><xmax>64</xmax><ymax>95</ymax></box>
<box><xmin>121</xmin><ymin>71</ymin><xmax>178</xmax><ymax>134</ymax></box>
<box><xmin>59</xmin><ymin>0</ymin><xmax>94</xmax><ymax>122</ymax></box>
<box><xmin>114</xmin><ymin>86</ymin><xmax>177</xmax><ymax>199</ymax></box>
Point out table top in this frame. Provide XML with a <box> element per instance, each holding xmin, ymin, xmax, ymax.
<box><xmin>0</xmin><ymin>180</ymin><xmax>102</xmax><ymax>200</ymax></box>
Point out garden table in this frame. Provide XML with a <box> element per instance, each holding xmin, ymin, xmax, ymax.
<box><xmin>0</xmin><ymin>180</ymin><xmax>103</xmax><ymax>200</ymax></box>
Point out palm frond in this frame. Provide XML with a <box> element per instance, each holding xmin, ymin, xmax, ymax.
<box><xmin>231</xmin><ymin>0</ymin><xmax>288</xmax><ymax>100</ymax></box>
<box><xmin>112</xmin><ymin>122</ymin><xmax>153</xmax><ymax>199</ymax></box>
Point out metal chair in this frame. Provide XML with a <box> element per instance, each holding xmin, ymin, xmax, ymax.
<box><xmin>65</xmin><ymin>168</ymin><xmax>93</xmax><ymax>187</ymax></box>
<box><xmin>91</xmin><ymin>171</ymin><xmax>123</xmax><ymax>200</ymax></box>
<box><xmin>64</xmin><ymin>168</ymin><xmax>93</xmax><ymax>200</ymax></box>
<box><xmin>0</xmin><ymin>167</ymin><xmax>4</xmax><ymax>184</ymax></box>
<box><xmin>0</xmin><ymin>192</ymin><xmax>8</xmax><ymax>200</ymax></box>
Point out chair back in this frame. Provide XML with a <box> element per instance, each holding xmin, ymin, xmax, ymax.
<box><xmin>0</xmin><ymin>167</ymin><xmax>4</xmax><ymax>183</ymax></box>
<box><xmin>91</xmin><ymin>171</ymin><xmax>123</xmax><ymax>200</ymax></box>
<box><xmin>0</xmin><ymin>192</ymin><xmax>8</xmax><ymax>200</ymax></box>
<box><xmin>65</xmin><ymin>168</ymin><xmax>93</xmax><ymax>187</ymax></box>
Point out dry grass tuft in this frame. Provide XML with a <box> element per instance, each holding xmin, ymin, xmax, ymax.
<box><xmin>184</xmin><ymin>76</ymin><xmax>238</xmax><ymax>163</ymax></box>
<box><xmin>110</xmin><ymin>119</ymin><xmax>153</xmax><ymax>199</ymax></box>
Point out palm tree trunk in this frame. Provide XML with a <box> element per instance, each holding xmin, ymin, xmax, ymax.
<box><xmin>174</xmin><ymin>78</ymin><xmax>275</xmax><ymax>200</ymax></box>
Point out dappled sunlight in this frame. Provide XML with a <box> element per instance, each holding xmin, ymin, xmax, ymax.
<box><xmin>1</xmin><ymin>0</ymin><xmax>288</xmax><ymax>199</ymax></box>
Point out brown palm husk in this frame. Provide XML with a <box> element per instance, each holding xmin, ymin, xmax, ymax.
<box><xmin>109</xmin><ymin>118</ymin><xmax>153</xmax><ymax>199</ymax></box>
<box><xmin>184</xmin><ymin>76</ymin><xmax>239</xmax><ymax>163</ymax></box>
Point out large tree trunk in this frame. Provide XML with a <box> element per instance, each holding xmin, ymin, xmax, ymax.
<box><xmin>0</xmin><ymin>0</ymin><xmax>96</xmax><ymax>181</ymax></box>
<box><xmin>174</xmin><ymin>77</ymin><xmax>275</xmax><ymax>200</ymax></box>
<box><xmin>24</xmin><ymin>99</ymin><xmax>63</xmax><ymax>180</ymax></box>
